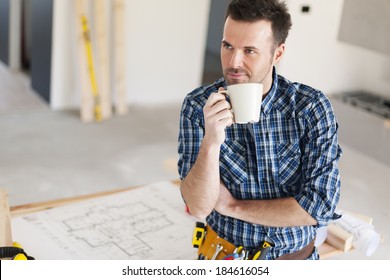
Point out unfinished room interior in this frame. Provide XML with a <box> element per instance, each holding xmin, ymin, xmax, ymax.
<box><xmin>0</xmin><ymin>0</ymin><xmax>389</xmax><ymax>261</ymax></box>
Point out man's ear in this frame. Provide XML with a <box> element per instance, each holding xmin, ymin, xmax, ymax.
<box><xmin>273</xmin><ymin>43</ymin><xmax>285</xmax><ymax>64</ymax></box>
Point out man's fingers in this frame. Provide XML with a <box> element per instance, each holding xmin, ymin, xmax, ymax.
<box><xmin>204</xmin><ymin>89</ymin><xmax>234</xmax><ymax>128</ymax></box>
<box><xmin>202</xmin><ymin>89</ymin><xmax>233</xmax><ymax>146</ymax></box>
<box><xmin>205</xmin><ymin>100</ymin><xmax>231</xmax><ymax>117</ymax></box>
<box><xmin>206</xmin><ymin>90</ymin><xmax>228</xmax><ymax>108</ymax></box>
<box><xmin>218</xmin><ymin>115</ymin><xmax>234</xmax><ymax>127</ymax></box>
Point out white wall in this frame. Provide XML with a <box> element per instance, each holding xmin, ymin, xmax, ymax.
<box><xmin>51</xmin><ymin>0</ymin><xmax>211</xmax><ymax>109</ymax></box>
<box><xmin>126</xmin><ymin>0</ymin><xmax>210</xmax><ymax>105</ymax></box>
<box><xmin>280</xmin><ymin>0</ymin><xmax>390</xmax><ymax>97</ymax></box>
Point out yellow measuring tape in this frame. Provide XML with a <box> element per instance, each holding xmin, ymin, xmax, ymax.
<box><xmin>80</xmin><ymin>15</ymin><xmax>102</xmax><ymax>122</ymax></box>
<box><xmin>0</xmin><ymin>242</ymin><xmax>34</xmax><ymax>260</ymax></box>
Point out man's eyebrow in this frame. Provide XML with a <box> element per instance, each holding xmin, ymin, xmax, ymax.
<box><xmin>221</xmin><ymin>40</ymin><xmax>259</xmax><ymax>50</ymax></box>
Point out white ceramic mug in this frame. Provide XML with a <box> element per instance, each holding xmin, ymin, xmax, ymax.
<box><xmin>220</xmin><ymin>83</ymin><xmax>263</xmax><ymax>124</ymax></box>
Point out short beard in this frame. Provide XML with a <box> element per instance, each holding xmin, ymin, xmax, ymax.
<box><xmin>223</xmin><ymin>67</ymin><xmax>251</xmax><ymax>85</ymax></box>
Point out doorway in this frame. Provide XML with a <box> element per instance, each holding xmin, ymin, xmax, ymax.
<box><xmin>20</xmin><ymin>0</ymin><xmax>32</xmax><ymax>73</ymax></box>
<box><xmin>202</xmin><ymin>0</ymin><xmax>230</xmax><ymax>85</ymax></box>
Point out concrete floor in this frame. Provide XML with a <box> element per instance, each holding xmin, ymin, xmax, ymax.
<box><xmin>0</xmin><ymin>62</ymin><xmax>389</xmax><ymax>259</ymax></box>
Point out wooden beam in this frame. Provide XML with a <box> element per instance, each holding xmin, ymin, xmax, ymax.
<box><xmin>113</xmin><ymin>0</ymin><xmax>128</xmax><ymax>115</ymax></box>
<box><xmin>0</xmin><ymin>189</ymin><xmax>12</xmax><ymax>246</ymax></box>
<box><xmin>94</xmin><ymin>0</ymin><xmax>112</xmax><ymax>120</ymax></box>
<box><xmin>326</xmin><ymin>223</ymin><xmax>354</xmax><ymax>252</ymax></box>
<box><xmin>384</xmin><ymin>119</ymin><xmax>390</xmax><ymax>129</ymax></box>
<box><xmin>75</xmin><ymin>0</ymin><xmax>94</xmax><ymax>122</ymax></box>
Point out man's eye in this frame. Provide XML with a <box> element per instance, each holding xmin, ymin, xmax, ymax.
<box><xmin>245</xmin><ymin>49</ymin><xmax>255</xmax><ymax>54</ymax></box>
<box><xmin>222</xmin><ymin>43</ymin><xmax>232</xmax><ymax>50</ymax></box>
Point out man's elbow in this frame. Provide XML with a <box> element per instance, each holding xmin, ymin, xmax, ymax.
<box><xmin>180</xmin><ymin>180</ymin><xmax>215</xmax><ymax>220</ymax></box>
<box><xmin>186</xmin><ymin>204</ymin><xmax>212</xmax><ymax>220</ymax></box>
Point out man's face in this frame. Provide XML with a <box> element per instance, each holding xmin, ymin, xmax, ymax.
<box><xmin>221</xmin><ymin>17</ymin><xmax>284</xmax><ymax>92</ymax></box>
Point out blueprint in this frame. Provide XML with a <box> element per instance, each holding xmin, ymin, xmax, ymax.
<box><xmin>12</xmin><ymin>181</ymin><xmax>198</xmax><ymax>260</ymax></box>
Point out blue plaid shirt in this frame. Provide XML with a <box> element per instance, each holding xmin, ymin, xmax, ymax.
<box><xmin>178</xmin><ymin>68</ymin><xmax>342</xmax><ymax>259</ymax></box>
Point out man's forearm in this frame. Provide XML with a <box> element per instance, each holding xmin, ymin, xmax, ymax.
<box><xmin>236</xmin><ymin>198</ymin><xmax>316</xmax><ymax>227</ymax></box>
<box><xmin>216</xmin><ymin>187</ymin><xmax>317</xmax><ymax>227</ymax></box>
<box><xmin>181</xmin><ymin>139</ymin><xmax>222</xmax><ymax>219</ymax></box>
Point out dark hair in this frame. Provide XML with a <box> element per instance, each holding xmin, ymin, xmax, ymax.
<box><xmin>226</xmin><ymin>0</ymin><xmax>292</xmax><ymax>47</ymax></box>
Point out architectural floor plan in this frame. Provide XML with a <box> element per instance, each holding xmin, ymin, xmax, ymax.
<box><xmin>12</xmin><ymin>181</ymin><xmax>198</xmax><ymax>259</ymax></box>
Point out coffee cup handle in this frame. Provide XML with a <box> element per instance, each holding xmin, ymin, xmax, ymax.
<box><xmin>219</xmin><ymin>89</ymin><xmax>228</xmax><ymax>96</ymax></box>
<box><xmin>218</xmin><ymin>89</ymin><xmax>234</xmax><ymax>115</ymax></box>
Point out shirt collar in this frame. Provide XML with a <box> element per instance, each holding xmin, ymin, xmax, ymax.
<box><xmin>261</xmin><ymin>66</ymin><xmax>278</xmax><ymax>116</ymax></box>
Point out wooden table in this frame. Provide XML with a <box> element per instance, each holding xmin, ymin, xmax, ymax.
<box><xmin>9</xmin><ymin>180</ymin><xmax>343</xmax><ymax>259</ymax></box>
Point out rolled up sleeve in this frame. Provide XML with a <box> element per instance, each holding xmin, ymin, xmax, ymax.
<box><xmin>294</xmin><ymin>95</ymin><xmax>342</xmax><ymax>227</ymax></box>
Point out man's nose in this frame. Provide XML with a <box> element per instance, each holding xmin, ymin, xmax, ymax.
<box><xmin>229</xmin><ymin>51</ymin><xmax>243</xmax><ymax>68</ymax></box>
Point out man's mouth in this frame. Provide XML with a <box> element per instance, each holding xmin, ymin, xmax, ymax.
<box><xmin>225</xmin><ymin>68</ymin><xmax>249</xmax><ymax>80</ymax></box>
<box><xmin>228</xmin><ymin>72</ymin><xmax>243</xmax><ymax>78</ymax></box>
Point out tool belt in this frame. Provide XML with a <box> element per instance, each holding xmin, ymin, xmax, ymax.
<box><xmin>197</xmin><ymin>224</ymin><xmax>314</xmax><ymax>260</ymax></box>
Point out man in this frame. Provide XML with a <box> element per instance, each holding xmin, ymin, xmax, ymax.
<box><xmin>178</xmin><ymin>0</ymin><xmax>342</xmax><ymax>260</ymax></box>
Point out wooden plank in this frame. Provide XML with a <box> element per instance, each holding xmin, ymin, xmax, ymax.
<box><xmin>75</xmin><ymin>0</ymin><xmax>103</xmax><ymax>122</ymax></box>
<box><xmin>75</xmin><ymin>0</ymin><xmax>94</xmax><ymax>122</ymax></box>
<box><xmin>113</xmin><ymin>0</ymin><xmax>128</xmax><ymax>115</ymax></box>
<box><xmin>318</xmin><ymin>242</ymin><xmax>345</xmax><ymax>259</ymax></box>
<box><xmin>75</xmin><ymin>0</ymin><xmax>95</xmax><ymax>122</ymax></box>
<box><xmin>94</xmin><ymin>0</ymin><xmax>112</xmax><ymax>120</ymax></box>
<box><xmin>10</xmin><ymin>187</ymin><xmax>138</xmax><ymax>218</ymax></box>
<box><xmin>0</xmin><ymin>189</ymin><xmax>12</xmax><ymax>246</ymax></box>
<box><xmin>326</xmin><ymin>223</ymin><xmax>354</xmax><ymax>252</ymax></box>
<box><xmin>10</xmin><ymin>180</ymin><xmax>182</xmax><ymax>218</ymax></box>
<box><xmin>384</xmin><ymin>119</ymin><xmax>390</xmax><ymax>129</ymax></box>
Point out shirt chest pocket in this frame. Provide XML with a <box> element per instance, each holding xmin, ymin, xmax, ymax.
<box><xmin>276</xmin><ymin>141</ymin><xmax>301</xmax><ymax>187</ymax></box>
<box><xmin>220</xmin><ymin>140</ymin><xmax>248</xmax><ymax>186</ymax></box>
